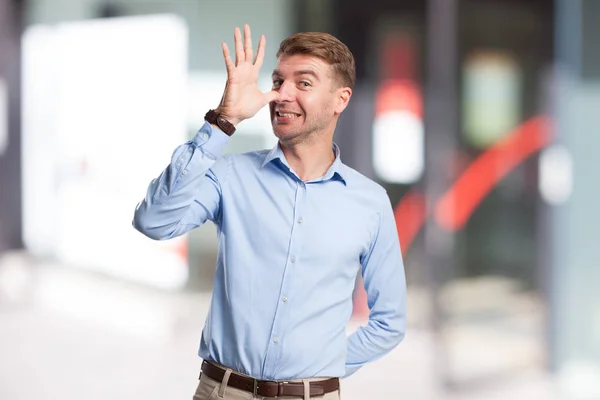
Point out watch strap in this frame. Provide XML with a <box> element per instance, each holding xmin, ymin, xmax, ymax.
<box><xmin>204</xmin><ymin>109</ymin><xmax>236</xmax><ymax>136</ymax></box>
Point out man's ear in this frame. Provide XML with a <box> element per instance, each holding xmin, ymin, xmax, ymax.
<box><xmin>334</xmin><ymin>87</ymin><xmax>352</xmax><ymax>114</ymax></box>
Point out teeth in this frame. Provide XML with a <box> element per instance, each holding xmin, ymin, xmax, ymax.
<box><xmin>277</xmin><ymin>111</ymin><xmax>298</xmax><ymax>118</ymax></box>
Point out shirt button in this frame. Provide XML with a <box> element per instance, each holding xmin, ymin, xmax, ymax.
<box><xmin>182</xmin><ymin>170</ymin><xmax>187</xmax><ymax>175</ymax></box>
<box><xmin>273</xmin><ymin>337</ymin><xmax>279</xmax><ymax>344</ymax></box>
<box><xmin>202</xmin><ymin>133</ymin><xmax>210</xmax><ymax>140</ymax></box>
<box><xmin>290</xmin><ymin>257</ymin><xmax>296</xmax><ymax>263</ymax></box>
<box><xmin>300</xmin><ymin>182</ymin><xmax>305</xmax><ymax>187</ymax></box>
<box><xmin>297</xmin><ymin>218</ymin><xmax>303</xmax><ymax>224</ymax></box>
<box><xmin>282</xmin><ymin>296</ymin><xmax>288</xmax><ymax>302</ymax></box>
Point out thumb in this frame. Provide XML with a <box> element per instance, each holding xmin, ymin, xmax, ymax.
<box><xmin>263</xmin><ymin>90</ymin><xmax>281</xmax><ymax>104</ymax></box>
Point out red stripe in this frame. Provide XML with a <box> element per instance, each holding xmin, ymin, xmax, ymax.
<box><xmin>435</xmin><ymin>116</ymin><xmax>552</xmax><ymax>231</ymax></box>
<box><xmin>394</xmin><ymin>190</ymin><xmax>426</xmax><ymax>256</ymax></box>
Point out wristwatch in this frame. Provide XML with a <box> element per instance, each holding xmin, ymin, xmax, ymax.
<box><xmin>204</xmin><ymin>109</ymin><xmax>236</xmax><ymax>136</ymax></box>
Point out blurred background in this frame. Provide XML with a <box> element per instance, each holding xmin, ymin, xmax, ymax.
<box><xmin>0</xmin><ymin>0</ymin><xmax>598</xmax><ymax>399</ymax></box>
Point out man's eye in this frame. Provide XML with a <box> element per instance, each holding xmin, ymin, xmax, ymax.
<box><xmin>300</xmin><ymin>81</ymin><xmax>311</xmax><ymax>87</ymax></box>
<box><xmin>272</xmin><ymin>80</ymin><xmax>282</xmax><ymax>86</ymax></box>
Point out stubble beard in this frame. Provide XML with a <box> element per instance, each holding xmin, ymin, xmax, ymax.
<box><xmin>272</xmin><ymin>115</ymin><xmax>332</xmax><ymax>147</ymax></box>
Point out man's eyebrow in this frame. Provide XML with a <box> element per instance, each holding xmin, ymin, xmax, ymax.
<box><xmin>271</xmin><ymin>70</ymin><xmax>320</xmax><ymax>80</ymax></box>
<box><xmin>294</xmin><ymin>70</ymin><xmax>319</xmax><ymax>80</ymax></box>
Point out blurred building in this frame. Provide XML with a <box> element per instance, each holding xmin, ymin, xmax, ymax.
<box><xmin>0</xmin><ymin>0</ymin><xmax>599</xmax><ymax>397</ymax></box>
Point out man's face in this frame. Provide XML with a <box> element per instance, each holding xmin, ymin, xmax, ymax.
<box><xmin>269</xmin><ymin>54</ymin><xmax>346</xmax><ymax>144</ymax></box>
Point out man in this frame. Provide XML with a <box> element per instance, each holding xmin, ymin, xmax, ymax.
<box><xmin>133</xmin><ymin>24</ymin><xmax>406</xmax><ymax>400</ymax></box>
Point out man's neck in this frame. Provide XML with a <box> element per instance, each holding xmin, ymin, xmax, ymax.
<box><xmin>279</xmin><ymin>136</ymin><xmax>336</xmax><ymax>182</ymax></box>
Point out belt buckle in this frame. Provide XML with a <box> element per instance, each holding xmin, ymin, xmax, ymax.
<box><xmin>253</xmin><ymin>380</ymin><xmax>288</xmax><ymax>398</ymax></box>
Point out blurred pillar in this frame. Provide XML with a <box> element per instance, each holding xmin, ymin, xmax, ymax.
<box><xmin>0</xmin><ymin>0</ymin><xmax>24</xmax><ymax>253</ymax></box>
<box><xmin>551</xmin><ymin>0</ymin><xmax>600</xmax><ymax>395</ymax></box>
<box><xmin>423</xmin><ymin>0</ymin><xmax>458</xmax><ymax>387</ymax></box>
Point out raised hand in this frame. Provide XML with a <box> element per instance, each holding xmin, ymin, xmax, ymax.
<box><xmin>215</xmin><ymin>24</ymin><xmax>280</xmax><ymax>128</ymax></box>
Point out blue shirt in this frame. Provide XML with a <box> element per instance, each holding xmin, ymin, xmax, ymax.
<box><xmin>133</xmin><ymin>121</ymin><xmax>407</xmax><ymax>380</ymax></box>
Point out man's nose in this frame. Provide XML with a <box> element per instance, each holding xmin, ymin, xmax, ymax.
<box><xmin>277</xmin><ymin>81</ymin><xmax>296</xmax><ymax>101</ymax></box>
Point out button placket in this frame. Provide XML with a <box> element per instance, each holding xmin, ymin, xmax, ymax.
<box><xmin>261</xmin><ymin>179</ymin><xmax>306</xmax><ymax>377</ymax></box>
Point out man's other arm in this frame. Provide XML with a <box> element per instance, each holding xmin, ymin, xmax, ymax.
<box><xmin>344</xmin><ymin>194</ymin><xmax>407</xmax><ymax>377</ymax></box>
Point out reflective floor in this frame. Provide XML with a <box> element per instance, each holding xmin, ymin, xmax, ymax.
<box><xmin>0</xmin><ymin>251</ymin><xmax>558</xmax><ymax>400</ymax></box>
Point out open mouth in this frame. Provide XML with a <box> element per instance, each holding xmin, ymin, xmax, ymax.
<box><xmin>276</xmin><ymin>110</ymin><xmax>301</xmax><ymax>118</ymax></box>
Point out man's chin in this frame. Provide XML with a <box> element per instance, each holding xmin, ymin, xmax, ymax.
<box><xmin>272</xmin><ymin>125</ymin><xmax>294</xmax><ymax>138</ymax></box>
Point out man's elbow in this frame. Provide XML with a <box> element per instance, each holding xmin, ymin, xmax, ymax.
<box><xmin>386</xmin><ymin>317</ymin><xmax>407</xmax><ymax>350</ymax></box>
<box><xmin>132</xmin><ymin>204</ymin><xmax>172</xmax><ymax>241</ymax></box>
<box><xmin>132</xmin><ymin>218</ymin><xmax>165</xmax><ymax>241</ymax></box>
<box><xmin>391</xmin><ymin>327</ymin><xmax>406</xmax><ymax>348</ymax></box>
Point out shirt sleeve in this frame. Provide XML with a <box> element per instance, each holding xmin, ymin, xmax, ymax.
<box><xmin>132</xmin><ymin>121</ymin><xmax>231</xmax><ymax>240</ymax></box>
<box><xmin>344</xmin><ymin>194</ymin><xmax>407</xmax><ymax>377</ymax></box>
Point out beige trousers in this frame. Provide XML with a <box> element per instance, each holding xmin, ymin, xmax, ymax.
<box><xmin>193</xmin><ymin>363</ymin><xmax>341</xmax><ymax>400</ymax></box>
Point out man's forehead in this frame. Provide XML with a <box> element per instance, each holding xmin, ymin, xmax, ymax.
<box><xmin>272</xmin><ymin>54</ymin><xmax>330</xmax><ymax>76</ymax></box>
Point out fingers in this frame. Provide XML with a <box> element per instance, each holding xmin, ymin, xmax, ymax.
<box><xmin>264</xmin><ymin>90</ymin><xmax>281</xmax><ymax>104</ymax></box>
<box><xmin>227</xmin><ymin>25</ymin><xmax>263</xmax><ymax>69</ymax></box>
<box><xmin>244</xmin><ymin>24</ymin><xmax>253</xmax><ymax>63</ymax></box>
<box><xmin>254</xmin><ymin>34</ymin><xmax>266</xmax><ymax>69</ymax></box>
<box><xmin>221</xmin><ymin>42</ymin><xmax>234</xmax><ymax>74</ymax></box>
<box><xmin>234</xmin><ymin>27</ymin><xmax>244</xmax><ymax>66</ymax></box>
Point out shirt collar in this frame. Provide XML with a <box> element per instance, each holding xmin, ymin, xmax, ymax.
<box><xmin>262</xmin><ymin>142</ymin><xmax>347</xmax><ymax>185</ymax></box>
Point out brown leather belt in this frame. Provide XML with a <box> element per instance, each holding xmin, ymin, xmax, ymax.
<box><xmin>200</xmin><ymin>360</ymin><xmax>340</xmax><ymax>398</ymax></box>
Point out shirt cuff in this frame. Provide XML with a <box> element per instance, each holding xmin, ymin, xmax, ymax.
<box><xmin>192</xmin><ymin>121</ymin><xmax>230</xmax><ymax>158</ymax></box>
